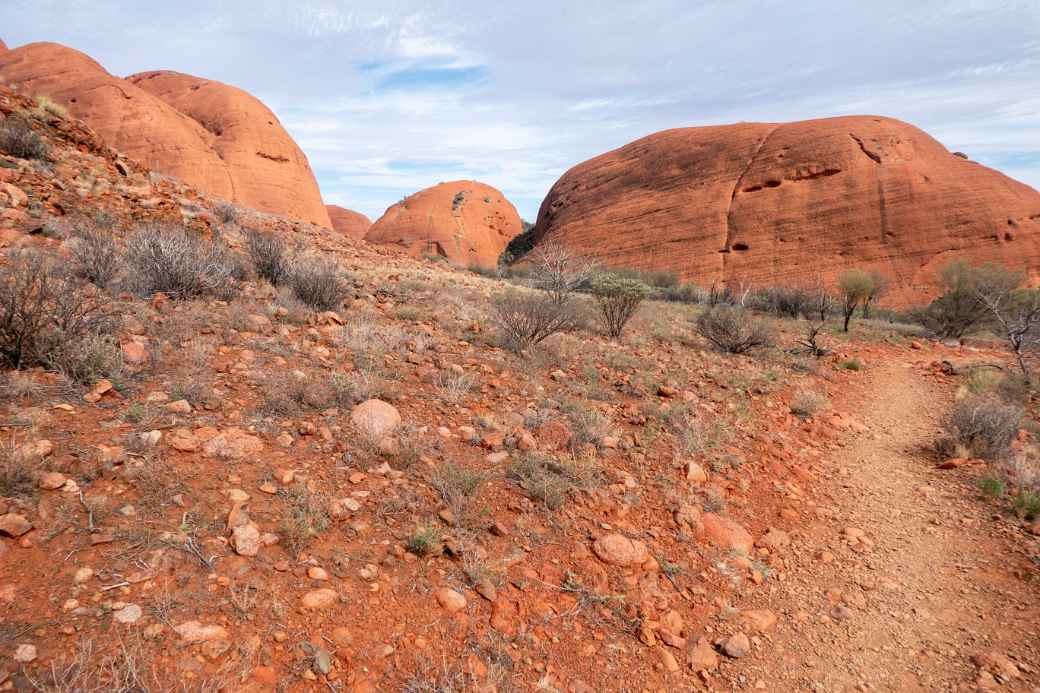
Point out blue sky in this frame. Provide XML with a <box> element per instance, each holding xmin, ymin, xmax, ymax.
<box><xmin>1</xmin><ymin>0</ymin><xmax>1038</xmax><ymax>221</ymax></box>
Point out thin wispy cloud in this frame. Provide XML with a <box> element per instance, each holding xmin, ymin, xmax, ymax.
<box><xmin>1</xmin><ymin>0</ymin><xmax>1037</xmax><ymax>221</ymax></box>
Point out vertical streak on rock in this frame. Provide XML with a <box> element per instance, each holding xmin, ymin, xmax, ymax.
<box><xmin>722</xmin><ymin>125</ymin><xmax>782</xmax><ymax>283</ymax></box>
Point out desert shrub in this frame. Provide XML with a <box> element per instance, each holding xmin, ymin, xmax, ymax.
<box><xmin>790</xmin><ymin>390</ymin><xmax>828</xmax><ymax>418</ymax></box>
<box><xmin>213</xmin><ymin>201</ymin><xmax>239</xmax><ymax>225</ymax></box>
<box><xmin>49</xmin><ymin>332</ymin><xmax>123</xmax><ymax>384</ymax></box>
<box><xmin>430</xmin><ymin>462</ymin><xmax>488</xmax><ymax>528</ymax></box>
<box><xmin>694</xmin><ymin>307</ymin><xmax>774</xmax><ymax>354</ymax></box>
<box><xmin>492</xmin><ymin>289</ymin><xmax>581</xmax><ymax>353</ymax></box>
<box><xmin>589</xmin><ymin>272</ymin><xmax>651</xmax><ymax>338</ymax></box>
<box><xmin>0</xmin><ymin>446</ymin><xmax>36</xmax><ymax>499</ymax></box>
<box><xmin>245</xmin><ymin>229</ymin><xmax>292</xmax><ymax>286</ymax></box>
<box><xmin>507</xmin><ymin>453</ymin><xmax>600</xmax><ymax>510</ymax></box>
<box><xmin>0</xmin><ymin>252</ymin><xmax>113</xmax><ymax>377</ymax></box>
<box><xmin>406</xmin><ymin>525</ymin><xmax>442</xmax><ymax>556</ymax></box>
<box><xmin>749</xmin><ymin>286</ymin><xmax>815</xmax><ymax>318</ymax></box>
<box><xmin>0</xmin><ymin>116</ymin><xmax>48</xmax><ymax>160</ymax></box>
<box><xmin>69</xmin><ymin>226</ymin><xmax>122</xmax><ymax>289</ymax></box>
<box><xmin>916</xmin><ymin>261</ymin><xmax>1023</xmax><ymax>339</ymax></box>
<box><xmin>838</xmin><ymin>269</ymin><xmax>874</xmax><ymax>332</ymax></box>
<box><xmin>124</xmin><ymin>223</ymin><xmax>238</xmax><ymax>299</ymax></box>
<box><xmin>289</xmin><ymin>257</ymin><xmax>348</xmax><ymax>311</ymax></box>
<box><xmin>279</xmin><ymin>484</ymin><xmax>330</xmax><ymax>555</ymax></box>
<box><xmin>658</xmin><ymin>283</ymin><xmax>708</xmax><ymax>304</ymax></box>
<box><xmin>938</xmin><ymin>396</ymin><xmax>1022</xmax><ymax>461</ymax></box>
<box><xmin>33</xmin><ymin>95</ymin><xmax>67</xmax><ymax>119</ymax></box>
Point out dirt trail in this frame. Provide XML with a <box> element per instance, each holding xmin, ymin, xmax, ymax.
<box><xmin>742</xmin><ymin>361</ymin><xmax>1040</xmax><ymax>692</ymax></box>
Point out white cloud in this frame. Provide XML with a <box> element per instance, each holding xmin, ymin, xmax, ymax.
<box><xmin>1</xmin><ymin>0</ymin><xmax>1038</xmax><ymax>221</ymax></box>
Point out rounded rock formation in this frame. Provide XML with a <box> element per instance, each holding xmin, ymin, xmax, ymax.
<box><xmin>127</xmin><ymin>70</ymin><xmax>330</xmax><ymax>227</ymax></box>
<box><xmin>366</xmin><ymin>180</ymin><xmax>521</xmax><ymax>268</ymax></box>
<box><xmin>0</xmin><ymin>42</ymin><xmax>329</xmax><ymax>227</ymax></box>
<box><xmin>0</xmin><ymin>38</ymin><xmax>8</xmax><ymax>52</ymax></box>
<box><xmin>326</xmin><ymin>205</ymin><xmax>372</xmax><ymax>240</ymax></box>
<box><xmin>532</xmin><ymin>116</ymin><xmax>1040</xmax><ymax>304</ymax></box>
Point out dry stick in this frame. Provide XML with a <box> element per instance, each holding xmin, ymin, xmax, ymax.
<box><xmin>78</xmin><ymin>490</ymin><xmax>95</xmax><ymax>532</ymax></box>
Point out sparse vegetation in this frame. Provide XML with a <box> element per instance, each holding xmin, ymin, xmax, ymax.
<box><xmin>838</xmin><ymin>269</ymin><xmax>874</xmax><ymax>332</ymax></box>
<box><xmin>507</xmin><ymin>452</ymin><xmax>599</xmax><ymax>510</ymax></box>
<box><xmin>69</xmin><ymin>225</ymin><xmax>122</xmax><ymax>290</ymax></box>
<box><xmin>790</xmin><ymin>390</ymin><xmax>828</xmax><ymax>418</ymax></box>
<box><xmin>589</xmin><ymin>272</ymin><xmax>651</xmax><ymax>338</ymax></box>
<box><xmin>937</xmin><ymin>396</ymin><xmax>1022</xmax><ymax>461</ymax></box>
<box><xmin>124</xmin><ymin>223</ymin><xmax>239</xmax><ymax>299</ymax></box>
<box><xmin>32</xmin><ymin>95</ymin><xmax>67</xmax><ymax>120</ymax></box>
<box><xmin>0</xmin><ymin>251</ymin><xmax>115</xmax><ymax>380</ymax></box>
<box><xmin>245</xmin><ymin>229</ymin><xmax>292</xmax><ymax>286</ymax></box>
<box><xmin>288</xmin><ymin>256</ymin><xmax>348</xmax><ymax>311</ymax></box>
<box><xmin>0</xmin><ymin>116</ymin><xmax>49</xmax><ymax>160</ymax></box>
<box><xmin>915</xmin><ymin>261</ymin><xmax>1023</xmax><ymax>340</ymax></box>
<box><xmin>406</xmin><ymin>524</ymin><xmax>442</xmax><ymax>556</ymax></box>
<box><xmin>279</xmin><ymin>484</ymin><xmax>331</xmax><ymax>555</ymax></box>
<box><xmin>695</xmin><ymin>307</ymin><xmax>774</xmax><ymax>354</ymax></box>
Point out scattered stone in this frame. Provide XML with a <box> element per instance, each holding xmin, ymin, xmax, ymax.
<box><xmin>232</xmin><ymin>523</ymin><xmax>261</xmax><ymax>556</ymax></box>
<box><xmin>164</xmin><ymin>399</ymin><xmax>192</xmax><ymax>414</ymax></box>
<box><xmin>350</xmin><ymin>399</ymin><xmax>401</xmax><ymax>438</ymax></box>
<box><xmin>699</xmin><ymin>513</ymin><xmax>753</xmax><ymax>553</ymax></box>
<box><xmin>113</xmin><ymin>604</ymin><xmax>143</xmax><ymax>624</ymax></box>
<box><xmin>592</xmin><ymin>533</ymin><xmax>649</xmax><ymax>567</ymax></box>
<box><xmin>0</xmin><ymin>513</ymin><xmax>32</xmax><ymax>538</ymax></box>
<box><xmin>739</xmin><ymin>609</ymin><xmax>778</xmax><ymax>633</ymax></box>
<box><xmin>685</xmin><ymin>461</ymin><xmax>708</xmax><ymax>483</ymax></box>
<box><xmin>174</xmin><ymin>621</ymin><xmax>230</xmax><ymax>643</ymax></box>
<box><xmin>690</xmin><ymin>637</ymin><xmax>719</xmax><ymax>671</ymax></box>
<box><xmin>435</xmin><ymin>587</ymin><xmax>467</xmax><ymax>612</ymax></box>
<box><xmin>721</xmin><ymin>632</ymin><xmax>751</xmax><ymax>658</ymax></box>
<box><xmin>301</xmin><ymin>588</ymin><xmax>338</xmax><ymax>610</ymax></box>
<box><xmin>38</xmin><ymin>472</ymin><xmax>67</xmax><ymax>490</ymax></box>
<box><xmin>203</xmin><ymin>428</ymin><xmax>263</xmax><ymax>460</ymax></box>
<box><xmin>13</xmin><ymin>643</ymin><xmax>36</xmax><ymax>663</ymax></box>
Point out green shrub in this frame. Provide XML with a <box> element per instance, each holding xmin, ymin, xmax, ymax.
<box><xmin>589</xmin><ymin>272</ymin><xmax>651</xmax><ymax>338</ymax></box>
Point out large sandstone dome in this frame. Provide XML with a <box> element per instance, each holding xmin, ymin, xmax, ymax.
<box><xmin>0</xmin><ymin>42</ymin><xmax>329</xmax><ymax>227</ymax></box>
<box><xmin>532</xmin><ymin>116</ymin><xmax>1040</xmax><ymax>303</ymax></box>
<box><xmin>326</xmin><ymin>205</ymin><xmax>372</xmax><ymax>240</ymax></box>
<box><xmin>0</xmin><ymin>38</ymin><xmax>8</xmax><ymax>52</ymax></box>
<box><xmin>366</xmin><ymin>181</ymin><xmax>522</xmax><ymax>268</ymax></box>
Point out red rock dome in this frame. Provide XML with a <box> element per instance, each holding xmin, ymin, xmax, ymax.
<box><xmin>326</xmin><ymin>205</ymin><xmax>371</xmax><ymax>240</ymax></box>
<box><xmin>0</xmin><ymin>38</ymin><xmax>8</xmax><ymax>52</ymax></box>
<box><xmin>366</xmin><ymin>180</ymin><xmax>522</xmax><ymax>268</ymax></box>
<box><xmin>532</xmin><ymin>116</ymin><xmax>1040</xmax><ymax>303</ymax></box>
<box><xmin>0</xmin><ymin>42</ymin><xmax>329</xmax><ymax>228</ymax></box>
<box><xmin>127</xmin><ymin>70</ymin><xmax>330</xmax><ymax>228</ymax></box>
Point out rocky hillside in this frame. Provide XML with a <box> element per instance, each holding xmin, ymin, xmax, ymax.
<box><xmin>0</xmin><ymin>41</ymin><xmax>330</xmax><ymax>228</ymax></box>
<box><xmin>531</xmin><ymin>116</ymin><xmax>1040</xmax><ymax>304</ymax></box>
<box><xmin>366</xmin><ymin>180</ymin><xmax>522</xmax><ymax>269</ymax></box>
<box><xmin>326</xmin><ymin>205</ymin><xmax>371</xmax><ymax>240</ymax></box>
<box><xmin>1</xmin><ymin>78</ymin><xmax>1039</xmax><ymax>692</ymax></box>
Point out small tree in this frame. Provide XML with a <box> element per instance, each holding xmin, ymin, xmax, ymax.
<box><xmin>974</xmin><ymin>285</ymin><xmax>1040</xmax><ymax>377</ymax></box>
<box><xmin>862</xmin><ymin>270</ymin><xmax>890</xmax><ymax>318</ymax></box>
<box><xmin>529</xmin><ymin>239</ymin><xmax>597</xmax><ymax>305</ymax></box>
<box><xmin>838</xmin><ymin>270</ymin><xmax>874</xmax><ymax>332</ymax></box>
<box><xmin>919</xmin><ymin>261</ymin><xmax>1022</xmax><ymax>339</ymax></box>
<box><xmin>589</xmin><ymin>272</ymin><xmax>651</xmax><ymax>338</ymax></box>
<box><xmin>492</xmin><ymin>240</ymin><xmax>594</xmax><ymax>354</ymax></box>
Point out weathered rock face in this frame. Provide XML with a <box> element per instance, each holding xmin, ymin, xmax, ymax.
<box><xmin>326</xmin><ymin>205</ymin><xmax>371</xmax><ymax>240</ymax></box>
<box><xmin>0</xmin><ymin>42</ymin><xmax>329</xmax><ymax>228</ymax></box>
<box><xmin>0</xmin><ymin>38</ymin><xmax>8</xmax><ymax>52</ymax></box>
<box><xmin>366</xmin><ymin>180</ymin><xmax>521</xmax><ymax>268</ymax></box>
<box><xmin>128</xmin><ymin>70</ymin><xmax>330</xmax><ymax>228</ymax></box>
<box><xmin>532</xmin><ymin>116</ymin><xmax>1040</xmax><ymax>304</ymax></box>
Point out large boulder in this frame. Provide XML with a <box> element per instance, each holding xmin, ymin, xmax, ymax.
<box><xmin>531</xmin><ymin>116</ymin><xmax>1040</xmax><ymax>304</ymax></box>
<box><xmin>0</xmin><ymin>42</ymin><xmax>329</xmax><ymax>227</ymax></box>
<box><xmin>366</xmin><ymin>180</ymin><xmax>522</xmax><ymax>269</ymax></box>
<box><xmin>326</xmin><ymin>205</ymin><xmax>372</xmax><ymax>240</ymax></box>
